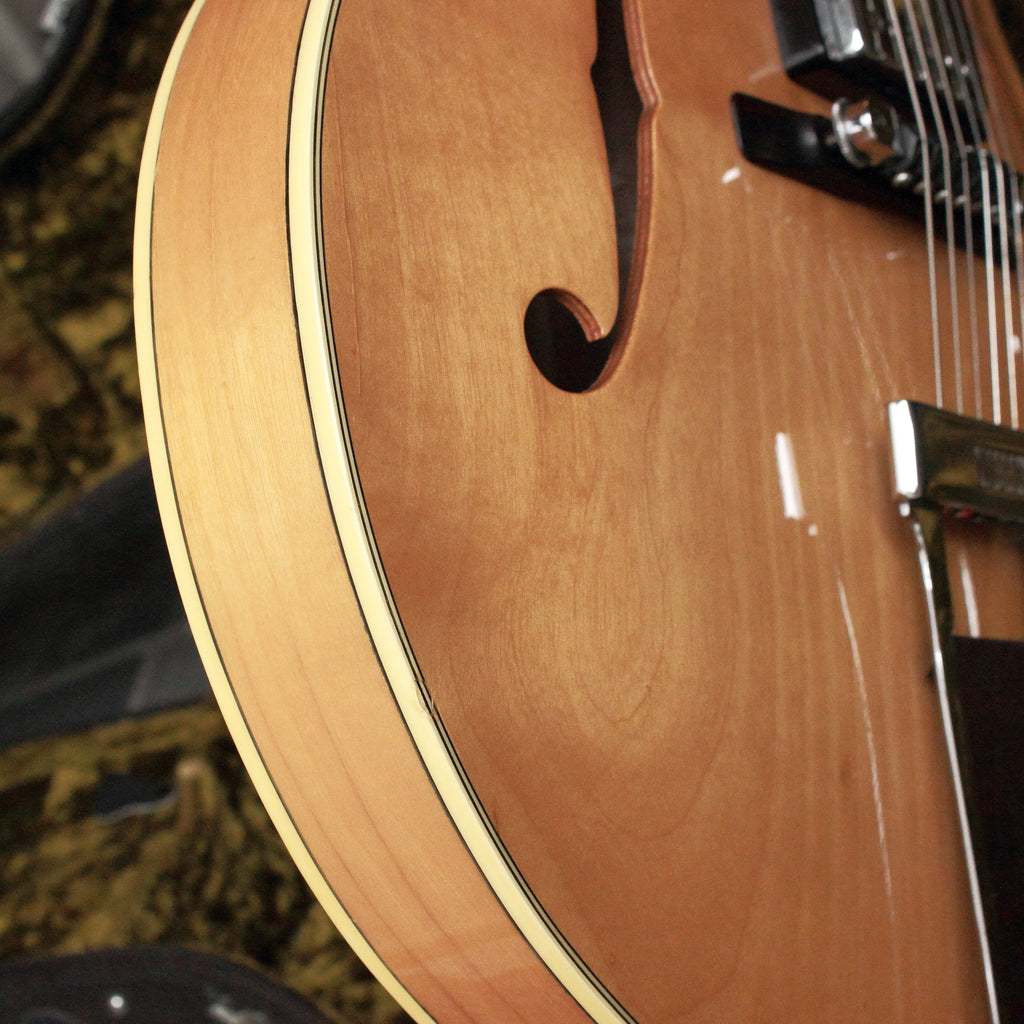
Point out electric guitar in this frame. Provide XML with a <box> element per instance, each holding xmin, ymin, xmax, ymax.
<box><xmin>134</xmin><ymin>0</ymin><xmax>1024</xmax><ymax>1020</ymax></box>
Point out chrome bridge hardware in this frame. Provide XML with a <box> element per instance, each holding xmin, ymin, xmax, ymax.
<box><xmin>890</xmin><ymin>399</ymin><xmax>1024</xmax><ymax>522</ymax></box>
<box><xmin>831</xmin><ymin>95</ymin><xmax>914</xmax><ymax>169</ymax></box>
<box><xmin>889</xmin><ymin>399</ymin><xmax>1024</xmax><ymax>1024</ymax></box>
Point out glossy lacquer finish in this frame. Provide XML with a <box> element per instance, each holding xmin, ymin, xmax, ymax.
<box><xmin>138</xmin><ymin>0</ymin><xmax>1024</xmax><ymax>1021</ymax></box>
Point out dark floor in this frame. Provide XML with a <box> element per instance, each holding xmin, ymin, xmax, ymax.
<box><xmin>0</xmin><ymin>456</ymin><xmax>208</xmax><ymax>748</ymax></box>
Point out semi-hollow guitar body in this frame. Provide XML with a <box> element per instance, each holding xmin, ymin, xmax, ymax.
<box><xmin>135</xmin><ymin>0</ymin><xmax>1024</xmax><ymax>1021</ymax></box>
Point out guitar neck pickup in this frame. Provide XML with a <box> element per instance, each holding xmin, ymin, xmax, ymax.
<box><xmin>889</xmin><ymin>399</ymin><xmax>1024</xmax><ymax>522</ymax></box>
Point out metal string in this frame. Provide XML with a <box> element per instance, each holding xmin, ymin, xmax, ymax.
<box><xmin>931</xmin><ymin>0</ymin><xmax>985</xmax><ymax>414</ymax></box>
<box><xmin>995</xmin><ymin>156</ymin><xmax>1018</xmax><ymax>426</ymax></box>
<box><xmin>884</xmin><ymin>0</ymin><xmax>946</xmax><ymax>407</ymax></box>
<box><xmin>895</xmin><ymin>18</ymin><xmax>1006</xmax><ymax>1018</ymax></box>
<box><xmin>958</xmin><ymin>0</ymin><xmax>1024</xmax><ymax>428</ymax></box>
<box><xmin>1010</xmin><ymin>171</ymin><xmax>1024</xmax><ymax>428</ymax></box>
<box><xmin>916</xmin><ymin>0</ymin><xmax>968</xmax><ymax>412</ymax></box>
<box><xmin>935</xmin><ymin>0</ymin><xmax>988</xmax><ymax>416</ymax></box>
<box><xmin>944</xmin><ymin>0</ymin><xmax>1011</xmax><ymax>425</ymax></box>
<box><xmin>882</xmin><ymin>0</ymin><xmax>944</xmax><ymax>407</ymax></box>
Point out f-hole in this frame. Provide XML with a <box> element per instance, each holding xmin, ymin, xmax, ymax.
<box><xmin>524</xmin><ymin>0</ymin><xmax>646</xmax><ymax>393</ymax></box>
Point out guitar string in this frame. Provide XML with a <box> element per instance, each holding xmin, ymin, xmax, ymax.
<box><xmin>943</xmin><ymin>0</ymin><xmax>989</xmax><ymax>418</ymax></box>
<box><xmin>961</xmin><ymin>0</ymin><xmax>1023</xmax><ymax>428</ymax></box>
<box><xmin>1008</xmin><ymin>163</ymin><xmax>1024</xmax><ymax>431</ymax></box>
<box><xmin>908</xmin><ymin>0</ymin><xmax>1010</xmax><ymax>424</ymax></box>
<box><xmin>888</xmin><ymin>0</ymin><xmax>1019</xmax><ymax>427</ymax></box>
<box><xmin>884</xmin><ymin>0</ymin><xmax>946</xmax><ymax>407</ymax></box>
<box><xmin>969</xmin><ymin>37</ymin><xmax>1018</xmax><ymax>427</ymax></box>
<box><xmin>1011</xmin><ymin>173</ymin><xmax>1024</xmax><ymax>429</ymax></box>
<box><xmin>915</xmin><ymin>0</ymin><xmax>967</xmax><ymax>413</ymax></box>
<box><xmin>994</xmin><ymin>144</ymin><xmax>1018</xmax><ymax>427</ymax></box>
<box><xmin>882</xmin><ymin>0</ymin><xmax>944</xmax><ymax>408</ymax></box>
<box><xmin>931</xmin><ymin>0</ymin><xmax>983</xmax><ymax>414</ymax></box>
<box><xmin>945</xmin><ymin>0</ymin><xmax>1006</xmax><ymax>424</ymax></box>
<box><xmin>898</xmin><ymin>14</ymin><xmax>1005</xmax><ymax>1021</ymax></box>
<box><xmin>959</xmin><ymin>2</ymin><xmax>1024</xmax><ymax>429</ymax></box>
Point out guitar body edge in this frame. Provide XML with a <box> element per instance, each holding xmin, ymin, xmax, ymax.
<box><xmin>134</xmin><ymin>3</ymin><xmax>598</xmax><ymax>1023</ymax></box>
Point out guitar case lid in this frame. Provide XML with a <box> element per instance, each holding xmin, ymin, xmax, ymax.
<box><xmin>0</xmin><ymin>0</ymin><xmax>105</xmax><ymax>162</ymax></box>
<box><xmin>0</xmin><ymin>945</ymin><xmax>338</xmax><ymax>1024</ymax></box>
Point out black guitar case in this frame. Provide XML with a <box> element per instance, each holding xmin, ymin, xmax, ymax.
<box><xmin>0</xmin><ymin>945</ymin><xmax>337</xmax><ymax>1024</ymax></box>
<box><xmin>0</xmin><ymin>0</ymin><xmax>105</xmax><ymax>162</ymax></box>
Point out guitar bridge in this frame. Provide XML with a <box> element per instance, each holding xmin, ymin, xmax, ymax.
<box><xmin>890</xmin><ymin>400</ymin><xmax>1024</xmax><ymax>522</ymax></box>
<box><xmin>889</xmin><ymin>399</ymin><xmax>1024</xmax><ymax>1024</ymax></box>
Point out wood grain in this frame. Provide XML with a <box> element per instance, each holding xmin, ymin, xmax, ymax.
<box><xmin>142</xmin><ymin>2</ymin><xmax>595</xmax><ymax>1022</ymax></box>
<box><xmin>320</xmin><ymin>0</ymin><xmax>1022</xmax><ymax>1020</ymax></box>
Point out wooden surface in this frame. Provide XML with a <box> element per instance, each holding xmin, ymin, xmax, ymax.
<box><xmin>142</xmin><ymin>2</ymin><xmax>594</xmax><ymax>1022</ymax></box>
<box><xmin>141</xmin><ymin>0</ymin><xmax>1024</xmax><ymax>1021</ymax></box>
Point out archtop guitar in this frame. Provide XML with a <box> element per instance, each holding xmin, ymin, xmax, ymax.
<box><xmin>135</xmin><ymin>0</ymin><xmax>1024</xmax><ymax>1020</ymax></box>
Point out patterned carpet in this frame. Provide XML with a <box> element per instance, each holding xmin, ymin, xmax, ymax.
<box><xmin>0</xmin><ymin>701</ymin><xmax>406</xmax><ymax>1023</ymax></box>
<box><xmin>0</xmin><ymin>0</ymin><xmax>166</xmax><ymax>545</ymax></box>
